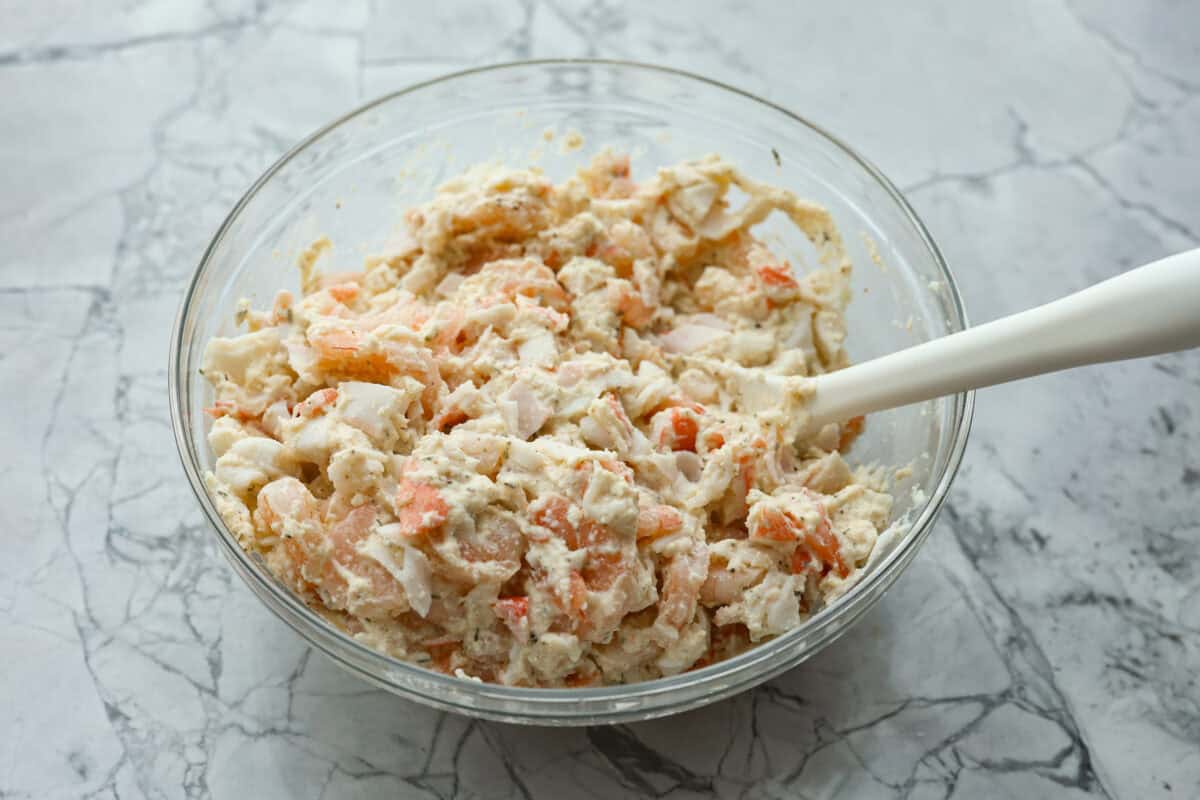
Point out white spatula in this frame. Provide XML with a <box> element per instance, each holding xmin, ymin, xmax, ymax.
<box><xmin>807</xmin><ymin>248</ymin><xmax>1200</xmax><ymax>429</ymax></box>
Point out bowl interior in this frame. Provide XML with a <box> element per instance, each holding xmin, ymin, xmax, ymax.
<box><xmin>172</xmin><ymin>61</ymin><xmax>968</xmax><ymax>723</ymax></box>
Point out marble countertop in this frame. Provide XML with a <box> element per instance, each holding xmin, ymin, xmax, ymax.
<box><xmin>3</xmin><ymin>1</ymin><xmax>1198</xmax><ymax>798</ymax></box>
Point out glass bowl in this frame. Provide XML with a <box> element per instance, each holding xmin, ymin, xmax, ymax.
<box><xmin>169</xmin><ymin>60</ymin><xmax>972</xmax><ymax>725</ymax></box>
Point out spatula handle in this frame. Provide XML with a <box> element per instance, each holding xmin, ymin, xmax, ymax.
<box><xmin>807</xmin><ymin>248</ymin><xmax>1200</xmax><ymax>428</ymax></box>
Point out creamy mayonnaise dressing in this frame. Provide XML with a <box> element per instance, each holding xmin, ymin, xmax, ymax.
<box><xmin>201</xmin><ymin>153</ymin><xmax>892</xmax><ymax>687</ymax></box>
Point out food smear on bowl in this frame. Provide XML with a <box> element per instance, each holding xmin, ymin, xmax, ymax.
<box><xmin>200</xmin><ymin>152</ymin><xmax>894</xmax><ymax>687</ymax></box>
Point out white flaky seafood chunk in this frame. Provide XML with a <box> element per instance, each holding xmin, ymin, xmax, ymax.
<box><xmin>202</xmin><ymin>328</ymin><xmax>283</xmax><ymax>387</ymax></box>
<box><xmin>660</xmin><ymin>322</ymin><xmax>730</xmax><ymax>355</ymax></box>
<box><xmin>714</xmin><ymin>571</ymin><xmax>802</xmax><ymax>640</ymax></box>
<box><xmin>213</xmin><ymin>436</ymin><xmax>295</xmax><ymax>496</ymax></box>
<box><xmin>207</xmin><ymin>415</ymin><xmax>249</xmax><ymax>457</ymax></box>
<box><xmin>336</xmin><ymin>379</ymin><xmax>423</xmax><ymax>447</ymax></box>
<box><xmin>498</xmin><ymin>378</ymin><xmax>554</xmax><ymax>440</ymax></box>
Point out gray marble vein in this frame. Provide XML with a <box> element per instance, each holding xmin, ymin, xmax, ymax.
<box><xmin>1</xmin><ymin>1</ymin><xmax>1197</xmax><ymax>798</ymax></box>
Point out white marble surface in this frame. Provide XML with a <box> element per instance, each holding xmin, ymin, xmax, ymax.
<box><xmin>2</xmin><ymin>1</ymin><xmax>1198</xmax><ymax>798</ymax></box>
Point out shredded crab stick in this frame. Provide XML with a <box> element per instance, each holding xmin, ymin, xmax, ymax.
<box><xmin>201</xmin><ymin>152</ymin><xmax>894</xmax><ymax>687</ymax></box>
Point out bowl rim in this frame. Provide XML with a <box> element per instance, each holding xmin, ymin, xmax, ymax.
<box><xmin>169</xmin><ymin>58</ymin><xmax>974</xmax><ymax>719</ymax></box>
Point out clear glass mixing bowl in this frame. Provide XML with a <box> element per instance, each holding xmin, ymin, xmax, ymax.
<box><xmin>169</xmin><ymin>60</ymin><xmax>972</xmax><ymax>725</ymax></box>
